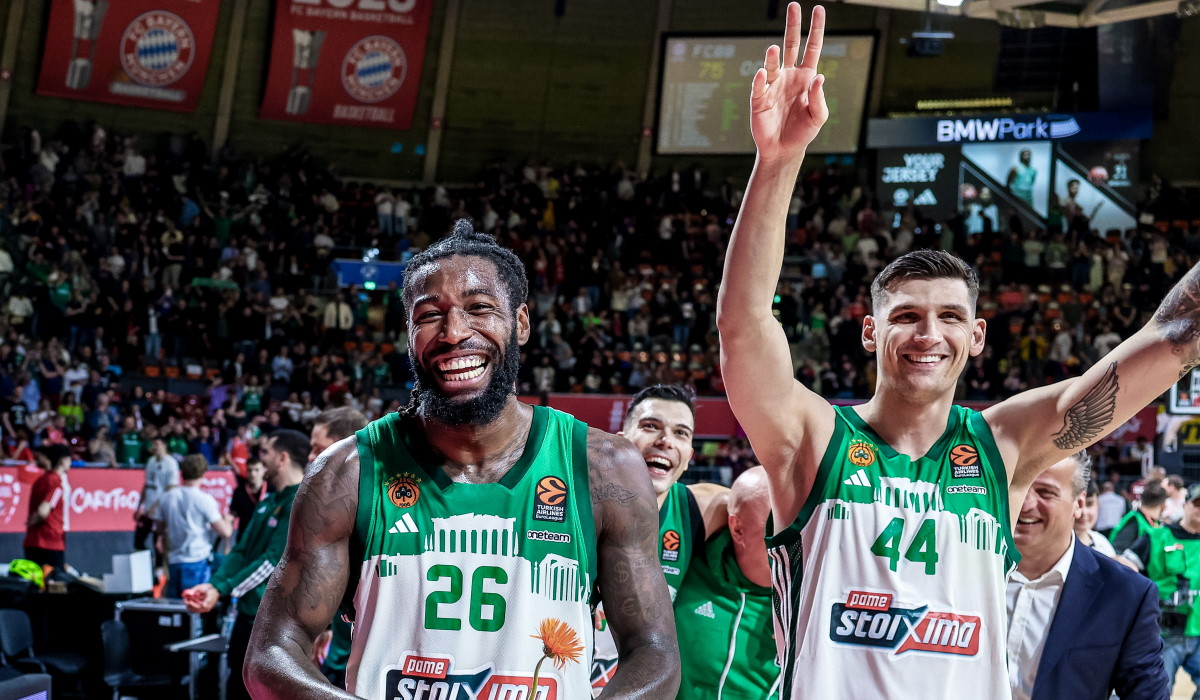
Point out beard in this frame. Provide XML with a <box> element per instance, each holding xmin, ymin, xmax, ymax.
<box><xmin>413</xmin><ymin>329</ymin><xmax>520</xmax><ymax>426</ymax></box>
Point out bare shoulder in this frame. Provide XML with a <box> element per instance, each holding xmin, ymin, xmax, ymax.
<box><xmin>584</xmin><ymin>427</ymin><xmax>657</xmax><ymax>535</ymax></box>
<box><xmin>296</xmin><ymin>435</ymin><xmax>361</xmax><ymax>525</ymax></box>
<box><xmin>304</xmin><ymin>435</ymin><xmax>360</xmax><ymax>482</ymax></box>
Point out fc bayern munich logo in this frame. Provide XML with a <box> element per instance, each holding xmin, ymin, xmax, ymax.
<box><xmin>119</xmin><ymin>11</ymin><xmax>195</xmax><ymax>87</ymax></box>
<box><xmin>341</xmin><ymin>36</ymin><xmax>407</xmax><ymax>104</ymax></box>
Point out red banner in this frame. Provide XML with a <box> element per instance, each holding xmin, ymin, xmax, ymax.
<box><xmin>259</xmin><ymin>0</ymin><xmax>432</xmax><ymax>129</ymax></box>
<box><xmin>0</xmin><ymin>468</ymin><xmax>236</xmax><ymax>534</ymax></box>
<box><xmin>544</xmin><ymin>395</ymin><xmax>743</xmax><ymax>439</ymax></box>
<box><xmin>35</xmin><ymin>0</ymin><xmax>219</xmax><ymax>112</ymax></box>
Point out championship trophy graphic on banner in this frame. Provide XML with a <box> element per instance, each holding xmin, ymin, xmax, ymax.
<box><xmin>286</xmin><ymin>29</ymin><xmax>326</xmax><ymax>116</ymax></box>
<box><xmin>66</xmin><ymin>0</ymin><xmax>108</xmax><ymax>90</ymax></box>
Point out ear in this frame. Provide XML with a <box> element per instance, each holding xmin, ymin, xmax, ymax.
<box><xmin>862</xmin><ymin>316</ymin><xmax>877</xmax><ymax>353</ymax></box>
<box><xmin>968</xmin><ymin>318</ymin><xmax>987</xmax><ymax>357</ymax></box>
<box><xmin>728</xmin><ymin>513</ymin><xmax>744</xmax><ymax>547</ymax></box>
<box><xmin>516</xmin><ymin>303</ymin><xmax>531</xmax><ymax>346</ymax></box>
<box><xmin>1074</xmin><ymin>493</ymin><xmax>1085</xmax><ymax>520</ymax></box>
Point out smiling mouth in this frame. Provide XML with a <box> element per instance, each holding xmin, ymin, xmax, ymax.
<box><xmin>645</xmin><ymin>455</ymin><xmax>673</xmax><ymax>476</ymax></box>
<box><xmin>1016</xmin><ymin>517</ymin><xmax>1043</xmax><ymax>526</ymax></box>
<box><xmin>903</xmin><ymin>354</ymin><xmax>946</xmax><ymax>365</ymax></box>
<box><xmin>435</xmin><ymin>355</ymin><xmax>489</xmax><ymax>383</ymax></box>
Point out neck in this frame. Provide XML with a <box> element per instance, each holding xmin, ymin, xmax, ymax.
<box><xmin>1141</xmin><ymin>506</ymin><xmax>1163</xmax><ymax>523</ymax></box>
<box><xmin>420</xmin><ymin>401</ymin><xmax>533</xmax><ymax>480</ymax></box>
<box><xmin>733</xmin><ymin>541</ymin><xmax>772</xmax><ymax>588</ymax></box>
<box><xmin>856</xmin><ymin>389</ymin><xmax>956</xmax><ymax>457</ymax></box>
<box><xmin>182</xmin><ymin>478</ymin><xmax>201</xmax><ymax>488</ymax></box>
<box><xmin>1182</xmin><ymin>518</ymin><xmax>1200</xmax><ymax>535</ymax></box>
<box><xmin>1017</xmin><ymin>533</ymin><xmax>1074</xmax><ymax>579</ymax></box>
<box><xmin>271</xmin><ymin>466</ymin><xmax>303</xmax><ymax>490</ymax></box>
<box><xmin>1073</xmin><ymin>526</ymin><xmax>1092</xmax><ymax>545</ymax></box>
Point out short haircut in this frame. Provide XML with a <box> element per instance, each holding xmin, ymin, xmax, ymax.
<box><xmin>624</xmin><ymin>384</ymin><xmax>697</xmax><ymax>425</ymax></box>
<box><xmin>1141</xmin><ymin>480</ymin><xmax>1169</xmax><ymax>509</ymax></box>
<box><xmin>1070</xmin><ymin>450</ymin><xmax>1091</xmax><ymax>497</ymax></box>
<box><xmin>1167</xmin><ymin>474</ymin><xmax>1186</xmax><ymax>490</ymax></box>
<box><xmin>180</xmin><ymin>454</ymin><xmax>209</xmax><ymax>481</ymax></box>
<box><xmin>870</xmin><ymin>250</ymin><xmax>979</xmax><ymax>311</ymax></box>
<box><xmin>1085</xmin><ymin>479</ymin><xmax>1099</xmax><ymax>499</ymax></box>
<box><xmin>402</xmin><ymin>219</ymin><xmax>528</xmax><ymax>315</ymax></box>
<box><xmin>269</xmin><ymin>429</ymin><xmax>311</xmax><ymax>471</ymax></box>
<box><xmin>42</xmin><ymin>444</ymin><xmax>72</xmax><ymax>469</ymax></box>
<box><xmin>315</xmin><ymin>407</ymin><xmax>368</xmax><ymax>442</ymax></box>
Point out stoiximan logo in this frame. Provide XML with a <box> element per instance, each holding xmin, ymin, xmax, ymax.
<box><xmin>829</xmin><ymin>590</ymin><xmax>981</xmax><ymax>656</ymax></box>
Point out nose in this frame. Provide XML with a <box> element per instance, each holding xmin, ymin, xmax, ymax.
<box><xmin>1019</xmin><ymin>488</ymin><xmax>1038</xmax><ymax>515</ymax></box>
<box><xmin>438</xmin><ymin>308</ymin><xmax>473</xmax><ymax>344</ymax></box>
<box><xmin>913</xmin><ymin>316</ymin><xmax>944</xmax><ymax>345</ymax></box>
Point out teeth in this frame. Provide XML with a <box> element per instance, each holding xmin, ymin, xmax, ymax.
<box><xmin>1017</xmin><ymin>518</ymin><xmax>1039</xmax><ymax>524</ymax></box>
<box><xmin>438</xmin><ymin>356</ymin><xmax>486</xmax><ymax>372</ymax></box>
<box><xmin>646</xmin><ymin>457</ymin><xmax>672</xmax><ymax>469</ymax></box>
<box><xmin>907</xmin><ymin>355</ymin><xmax>941</xmax><ymax>363</ymax></box>
<box><xmin>445</xmin><ymin>365</ymin><xmax>485</xmax><ymax>381</ymax></box>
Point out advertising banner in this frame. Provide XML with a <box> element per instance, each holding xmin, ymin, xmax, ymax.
<box><xmin>0</xmin><ymin>467</ymin><xmax>236</xmax><ymax>534</ymax></box>
<box><xmin>35</xmin><ymin>0</ymin><xmax>220</xmax><ymax>112</ymax></box>
<box><xmin>867</xmin><ymin>112</ymin><xmax>1153</xmax><ymax>149</ymax></box>
<box><xmin>260</xmin><ymin>0</ymin><xmax>432</xmax><ymax>129</ymax></box>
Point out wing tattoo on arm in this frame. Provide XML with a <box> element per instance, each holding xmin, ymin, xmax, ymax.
<box><xmin>1052</xmin><ymin>361</ymin><xmax>1119</xmax><ymax>450</ymax></box>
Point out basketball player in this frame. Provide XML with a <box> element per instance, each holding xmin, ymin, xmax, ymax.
<box><xmin>591</xmin><ymin>384</ymin><xmax>729</xmax><ymax>693</ymax></box>
<box><xmin>717</xmin><ymin>4</ymin><xmax>1200</xmax><ymax>697</ymax></box>
<box><xmin>244</xmin><ymin>221</ymin><xmax>679</xmax><ymax>699</ymax></box>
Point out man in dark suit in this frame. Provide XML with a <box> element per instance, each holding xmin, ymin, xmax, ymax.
<box><xmin>1008</xmin><ymin>450</ymin><xmax>1168</xmax><ymax>700</ymax></box>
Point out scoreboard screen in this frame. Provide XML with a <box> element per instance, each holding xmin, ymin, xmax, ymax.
<box><xmin>656</xmin><ymin>34</ymin><xmax>875</xmax><ymax>155</ymax></box>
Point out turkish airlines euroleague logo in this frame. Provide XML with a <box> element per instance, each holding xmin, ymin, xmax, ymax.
<box><xmin>949</xmin><ymin>444</ymin><xmax>981</xmax><ymax>479</ymax></box>
<box><xmin>661</xmin><ymin>529</ymin><xmax>681</xmax><ymax>562</ymax></box>
<box><xmin>533</xmin><ymin>476</ymin><xmax>567</xmax><ymax>523</ymax></box>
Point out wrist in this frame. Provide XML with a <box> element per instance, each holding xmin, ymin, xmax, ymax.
<box><xmin>754</xmin><ymin>151</ymin><xmax>808</xmax><ymax>170</ymax></box>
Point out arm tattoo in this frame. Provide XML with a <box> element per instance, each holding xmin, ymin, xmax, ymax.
<box><xmin>1052</xmin><ymin>361</ymin><xmax>1119</xmax><ymax>450</ymax></box>
<box><xmin>591</xmin><ymin>483</ymin><xmax>637</xmax><ymax>505</ymax></box>
<box><xmin>1156</xmin><ymin>266</ymin><xmax>1200</xmax><ymax>359</ymax></box>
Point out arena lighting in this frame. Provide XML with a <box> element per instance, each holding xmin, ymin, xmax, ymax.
<box><xmin>936</xmin><ymin>0</ymin><xmax>964</xmax><ymax>8</ymax></box>
<box><xmin>995</xmin><ymin>8</ymin><xmax>1048</xmax><ymax>26</ymax></box>
<box><xmin>916</xmin><ymin>97</ymin><xmax>1014</xmax><ymax>110</ymax></box>
<box><xmin>1180</xmin><ymin>0</ymin><xmax>1200</xmax><ymax>17</ymax></box>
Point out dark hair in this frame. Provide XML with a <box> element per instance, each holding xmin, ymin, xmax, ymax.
<box><xmin>180</xmin><ymin>454</ymin><xmax>209</xmax><ymax>481</ymax></box>
<box><xmin>1167</xmin><ymin>474</ymin><xmax>1185</xmax><ymax>490</ymax></box>
<box><xmin>870</xmin><ymin>250</ymin><xmax>979</xmax><ymax>311</ymax></box>
<box><xmin>42</xmin><ymin>444</ymin><xmax>72</xmax><ymax>469</ymax></box>
<box><xmin>402</xmin><ymin>219</ymin><xmax>528</xmax><ymax>317</ymax></box>
<box><xmin>269</xmin><ymin>429</ymin><xmax>310</xmax><ymax>471</ymax></box>
<box><xmin>315</xmin><ymin>407</ymin><xmax>368</xmax><ymax>442</ymax></box>
<box><xmin>1141</xmin><ymin>480</ymin><xmax>1169</xmax><ymax>509</ymax></box>
<box><xmin>624</xmin><ymin>384</ymin><xmax>697</xmax><ymax>424</ymax></box>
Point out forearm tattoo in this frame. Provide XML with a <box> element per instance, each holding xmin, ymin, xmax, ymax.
<box><xmin>1053</xmin><ymin>361</ymin><xmax>1119</xmax><ymax>450</ymax></box>
<box><xmin>1156</xmin><ymin>266</ymin><xmax>1200</xmax><ymax>365</ymax></box>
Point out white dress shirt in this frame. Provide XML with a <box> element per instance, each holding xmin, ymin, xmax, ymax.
<box><xmin>1007</xmin><ymin>537</ymin><xmax>1076</xmax><ymax>700</ymax></box>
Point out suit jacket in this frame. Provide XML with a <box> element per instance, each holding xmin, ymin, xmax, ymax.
<box><xmin>1031</xmin><ymin>538</ymin><xmax>1169</xmax><ymax>700</ymax></box>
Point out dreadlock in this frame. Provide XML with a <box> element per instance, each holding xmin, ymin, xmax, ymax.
<box><xmin>400</xmin><ymin>218</ymin><xmax>529</xmax><ymax>418</ymax></box>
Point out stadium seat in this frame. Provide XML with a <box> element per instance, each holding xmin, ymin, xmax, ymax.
<box><xmin>0</xmin><ymin>609</ymin><xmax>86</xmax><ymax>694</ymax></box>
<box><xmin>101</xmin><ymin>619</ymin><xmax>172</xmax><ymax>700</ymax></box>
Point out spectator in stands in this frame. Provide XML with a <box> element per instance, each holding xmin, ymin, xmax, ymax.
<box><xmin>229</xmin><ymin>457</ymin><xmax>266</xmax><ymax>542</ymax></box>
<box><xmin>1008</xmin><ymin>451</ymin><xmax>1167</xmax><ymax>700</ymax></box>
<box><xmin>1097</xmin><ymin>481</ymin><xmax>1128</xmax><ymax>537</ymax></box>
<box><xmin>24</xmin><ymin>444</ymin><xmax>71</xmax><ymax>570</ymax></box>
<box><xmin>1075</xmin><ymin>480</ymin><xmax>1117</xmax><ymax>558</ymax></box>
<box><xmin>1114</xmin><ymin>480</ymin><xmax>1168</xmax><ymax>570</ymax></box>
<box><xmin>1164</xmin><ymin>474</ymin><xmax>1187</xmax><ymax>525</ymax></box>
<box><xmin>155</xmin><ymin>454</ymin><xmax>233</xmax><ymax>598</ymax></box>
<box><xmin>134</xmin><ymin>437</ymin><xmax>180</xmax><ymax>556</ymax></box>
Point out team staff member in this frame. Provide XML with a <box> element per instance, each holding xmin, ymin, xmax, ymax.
<box><xmin>25</xmin><ymin>444</ymin><xmax>71</xmax><ymax>570</ymax></box>
<box><xmin>674</xmin><ymin>467</ymin><xmax>779</xmax><ymax>699</ymax></box>
<box><xmin>306</xmin><ymin>407</ymin><xmax>369</xmax><ymax>689</ymax></box>
<box><xmin>182</xmin><ymin>430</ymin><xmax>310</xmax><ymax>700</ymax></box>
<box><xmin>717</xmin><ymin>3</ymin><xmax>1200</xmax><ymax>696</ymax></box>
<box><xmin>591</xmin><ymin>384</ymin><xmax>728</xmax><ymax>693</ymax></box>
<box><xmin>245</xmin><ymin>222</ymin><xmax>679</xmax><ymax>699</ymax></box>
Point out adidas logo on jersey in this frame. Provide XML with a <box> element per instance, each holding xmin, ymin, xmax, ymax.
<box><xmin>694</xmin><ymin>601</ymin><xmax>716</xmax><ymax>619</ymax></box>
<box><xmin>843</xmin><ymin>469</ymin><xmax>871</xmax><ymax>487</ymax></box>
<box><xmin>388</xmin><ymin>513</ymin><xmax>419</xmax><ymax>534</ymax></box>
<box><xmin>913</xmin><ymin>188</ymin><xmax>938</xmax><ymax>205</ymax></box>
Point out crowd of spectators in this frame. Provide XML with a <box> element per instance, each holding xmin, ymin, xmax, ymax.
<box><xmin>1</xmin><ymin>120</ymin><xmax>1199</xmax><ymax>469</ymax></box>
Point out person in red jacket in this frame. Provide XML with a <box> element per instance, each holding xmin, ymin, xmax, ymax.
<box><xmin>25</xmin><ymin>444</ymin><xmax>71</xmax><ymax>570</ymax></box>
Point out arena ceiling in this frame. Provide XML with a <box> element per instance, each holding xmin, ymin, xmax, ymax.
<box><xmin>838</xmin><ymin>0</ymin><xmax>1194</xmax><ymax>27</ymax></box>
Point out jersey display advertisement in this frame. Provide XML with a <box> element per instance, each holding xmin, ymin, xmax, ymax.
<box><xmin>768</xmin><ymin>405</ymin><xmax>1017</xmax><ymax>699</ymax></box>
<box><xmin>349</xmin><ymin>407</ymin><xmax>596</xmax><ymax>700</ymax></box>
<box><xmin>36</xmin><ymin>0</ymin><xmax>220</xmax><ymax>112</ymax></box>
<box><xmin>259</xmin><ymin>0</ymin><xmax>432</xmax><ymax>129</ymax></box>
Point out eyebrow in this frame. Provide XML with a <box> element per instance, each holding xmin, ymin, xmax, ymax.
<box><xmin>890</xmin><ymin>303</ymin><xmax>970</xmax><ymax>316</ymax></box>
<box><xmin>641</xmin><ymin>416</ymin><xmax>694</xmax><ymax>434</ymax></box>
<box><xmin>412</xmin><ymin>289</ymin><xmax>500</xmax><ymax>307</ymax></box>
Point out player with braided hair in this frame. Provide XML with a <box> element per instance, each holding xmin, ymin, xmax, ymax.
<box><xmin>246</xmin><ymin>219</ymin><xmax>680</xmax><ymax>699</ymax></box>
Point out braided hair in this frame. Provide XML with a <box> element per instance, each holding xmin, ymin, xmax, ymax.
<box><xmin>399</xmin><ymin>219</ymin><xmax>529</xmax><ymax>418</ymax></box>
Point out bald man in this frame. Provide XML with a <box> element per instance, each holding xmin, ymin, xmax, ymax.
<box><xmin>673</xmin><ymin>467</ymin><xmax>780</xmax><ymax>698</ymax></box>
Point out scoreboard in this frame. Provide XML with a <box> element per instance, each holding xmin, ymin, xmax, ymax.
<box><xmin>657</xmin><ymin>34</ymin><xmax>875</xmax><ymax>155</ymax></box>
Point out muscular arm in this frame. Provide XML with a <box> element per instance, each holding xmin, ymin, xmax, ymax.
<box><xmin>988</xmin><ymin>262</ymin><xmax>1200</xmax><ymax>494</ymax></box>
<box><xmin>589</xmin><ymin>429</ymin><xmax>680</xmax><ymax>699</ymax></box>
<box><xmin>243</xmin><ymin>438</ymin><xmax>360</xmax><ymax>700</ymax></box>
<box><xmin>687</xmin><ymin>482</ymin><xmax>730</xmax><ymax>538</ymax></box>
<box><xmin>715</xmin><ymin>4</ymin><xmax>835</xmax><ymax>526</ymax></box>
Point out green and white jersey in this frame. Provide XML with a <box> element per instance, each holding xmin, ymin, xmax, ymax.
<box><xmin>347</xmin><ymin>406</ymin><xmax>597</xmax><ymax>700</ymax></box>
<box><xmin>590</xmin><ymin>482</ymin><xmax>695</xmax><ymax>694</ymax></box>
<box><xmin>768</xmin><ymin>405</ymin><xmax>1017</xmax><ymax>699</ymax></box>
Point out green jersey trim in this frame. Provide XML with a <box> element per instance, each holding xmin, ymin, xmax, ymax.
<box><xmin>968</xmin><ymin>410</ymin><xmax>1021</xmax><ymax>567</ymax></box>
<box><xmin>394</xmin><ymin>406</ymin><xmax>550</xmax><ymax>490</ymax></box>
<box><xmin>840</xmin><ymin>404</ymin><xmax>959</xmax><ymax>463</ymax></box>
<box><xmin>764</xmin><ymin>413</ymin><xmax>848</xmax><ymax>549</ymax></box>
<box><xmin>570</xmin><ymin>417</ymin><xmax>598</xmax><ymax>599</ymax></box>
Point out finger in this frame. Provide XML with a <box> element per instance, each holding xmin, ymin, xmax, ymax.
<box><xmin>751</xmin><ymin>67</ymin><xmax>769</xmax><ymax>104</ymax></box>
<box><xmin>764</xmin><ymin>44</ymin><xmax>781</xmax><ymax>84</ymax></box>
<box><xmin>782</xmin><ymin>2</ymin><xmax>804</xmax><ymax>69</ymax></box>
<box><xmin>800</xmin><ymin>5</ymin><xmax>826</xmax><ymax>71</ymax></box>
<box><xmin>809</xmin><ymin>74</ymin><xmax>830</xmax><ymax>124</ymax></box>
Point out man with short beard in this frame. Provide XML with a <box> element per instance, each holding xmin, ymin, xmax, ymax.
<box><xmin>245</xmin><ymin>221</ymin><xmax>679</xmax><ymax>699</ymax></box>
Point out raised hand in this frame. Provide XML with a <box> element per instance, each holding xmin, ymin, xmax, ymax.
<box><xmin>750</xmin><ymin>3</ymin><xmax>829</xmax><ymax>162</ymax></box>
